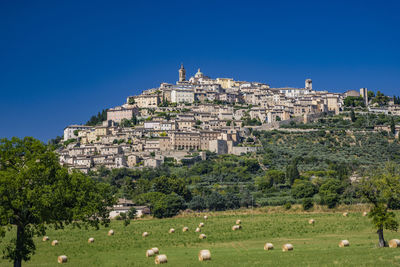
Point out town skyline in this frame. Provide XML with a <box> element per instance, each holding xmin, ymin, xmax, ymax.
<box><xmin>1</xmin><ymin>0</ymin><xmax>399</xmax><ymax>141</ymax></box>
<box><xmin>1</xmin><ymin>64</ymin><xmax>399</xmax><ymax>142</ymax></box>
<box><xmin>58</xmin><ymin>63</ymin><xmax>398</xmax><ymax>173</ymax></box>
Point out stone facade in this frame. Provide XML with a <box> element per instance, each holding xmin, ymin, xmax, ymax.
<box><xmin>107</xmin><ymin>107</ymin><xmax>138</xmax><ymax>123</ymax></box>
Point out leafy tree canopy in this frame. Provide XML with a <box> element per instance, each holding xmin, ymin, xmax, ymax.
<box><xmin>359</xmin><ymin>163</ymin><xmax>400</xmax><ymax>247</ymax></box>
<box><xmin>86</xmin><ymin>109</ymin><xmax>107</xmax><ymax>126</ymax></box>
<box><xmin>319</xmin><ymin>178</ymin><xmax>344</xmax><ymax>208</ymax></box>
<box><xmin>0</xmin><ymin>137</ymin><xmax>115</xmax><ymax>266</ymax></box>
<box><xmin>291</xmin><ymin>179</ymin><xmax>316</xmax><ymax>199</ymax></box>
<box><xmin>188</xmin><ymin>196</ymin><xmax>206</xmax><ymax>211</ymax></box>
<box><xmin>344</xmin><ymin>96</ymin><xmax>365</xmax><ymax>107</ymax></box>
<box><xmin>152</xmin><ymin>193</ymin><xmax>185</xmax><ymax>218</ymax></box>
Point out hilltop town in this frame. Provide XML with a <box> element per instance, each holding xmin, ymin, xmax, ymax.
<box><xmin>59</xmin><ymin>65</ymin><xmax>399</xmax><ymax>173</ymax></box>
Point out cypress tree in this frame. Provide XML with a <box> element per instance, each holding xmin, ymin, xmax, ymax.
<box><xmin>286</xmin><ymin>160</ymin><xmax>300</xmax><ymax>185</ymax></box>
<box><xmin>350</xmin><ymin>110</ymin><xmax>356</xmax><ymax>122</ymax></box>
<box><xmin>391</xmin><ymin>117</ymin><xmax>396</xmax><ymax>135</ymax></box>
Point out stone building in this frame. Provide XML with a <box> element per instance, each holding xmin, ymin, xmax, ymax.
<box><xmin>107</xmin><ymin>106</ymin><xmax>139</xmax><ymax>123</ymax></box>
<box><xmin>171</xmin><ymin>89</ymin><xmax>194</xmax><ymax>103</ymax></box>
<box><xmin>170</xmin><ymin>132</ymin><xmax>200</xmax><ymax>150</ymax></box>
<box><xmin>209</xmin><ymin>139</ymin><xmax>228</xmax><ymax>154</ymax></box>
<box><xmin>134</xmin><ymin>94</ymin><xmax>160</xmax><ymax>108</ymax></box>
<box><xmin>64</xmin><ymin>125</ymin><xmax>92</xmax><ymax>141</ymax></box>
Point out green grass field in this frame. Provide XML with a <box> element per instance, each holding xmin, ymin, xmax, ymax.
<box><xmin>1</xmin><ymin>207</ymin><xmax>400</xmax><ymax>266</ymax></box>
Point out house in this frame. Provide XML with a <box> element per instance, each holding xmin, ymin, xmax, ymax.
<box><xmin>171</xmin><ymin>89</ymin><xmax>194</xmax><ymax>103</ymax></box>
<box><xmin>133</xmin><ymin>94</ymin><xmax>160</xmax><ymax>108</ymax></box>
<box><xmin>107</xmin><ymin>106</ymin><xmax>139</xmax><ymax>123</ymax></box>
<box><xmin>144</xmin><ymin>158</ymin><xmax>163</xmax><ymax>168</ymax></box>
<box><xmin>109</xmin><ymin>198</ymin><xmax>150</xmax><ymax>218</ymax></box>
<box><xmin>64</xmin><ymin>125</ymin><xmax>93</xmax><ymax>141</ymax></box>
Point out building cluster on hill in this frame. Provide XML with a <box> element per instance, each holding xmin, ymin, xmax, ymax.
<box><xmin>59</xmin><ymin>65</ymin><xmax>393</xmax><ymax>173</ymax></box>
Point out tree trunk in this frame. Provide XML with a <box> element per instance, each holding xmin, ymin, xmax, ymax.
<box><xmin>377</xmin><ymin>228</ymin><xmax>387</xmax><ymax>247</ymax></box>
<box><xmin>14</xmin><ymin>224</ymin><xmax>23</xmax><ymax>267</ymax></box>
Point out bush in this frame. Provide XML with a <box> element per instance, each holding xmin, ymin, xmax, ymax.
<box><xmin>205</xmin><ymin>192</ymin><xmax>226</xmax><ymax>211</ymax></box>
<box><xmin>240</xmin><ymin>190</ymin><xmax>253</xmax><ymax>207</ymax></box>
<box><xmin>225</xmin><ymin>193</ymin><xmax>240</xmax><ymax>210</ymax></box>
<box><xmin>118</xmin><ymin>212</ymin><xmax>127</xmax><ymax>222</ymax></box>
<box><xmin>189</xmin><ymin>196</ymin><xmax>206</xmax><ymax>211</ymax></box>
<box><xmin>135</xmin><ymin>192</ymin><xmax>167</xmax><ymax>209</ymax></box>
<box><xmin>284</xmin><ymin>202</ymin><xmax>292</xmax><ymax>210</ymax></box>
<box><xmin>323</xmin><ymin>192</ymin><xmax>340</xmax><ymax>209</ymax></box>
<box><xmin>319</xmin><ymin>178</ymin><xmax>343</xmax><ymax>208</ymax></box>
<box><xmin>291</xmin><ymin>179</ymin><xmax>316</xmax><ymax>199</ymax></box>
<box><xmin>123</xmin><ymin>207</ymin><xmax>137</xmax><ymax>226</ymax></box>
<box><xmin>256</xmin><ymin>196</ymin><xmax>295</xmax><ymax>206</ymax></box>
<box><xmin>151</xmin><ymin>176</ymin><xmax>192</xmax><ymax>201</ymax></box>
<box><xmin>64</xmin><ymin>138</ymin><xmax>77</xmax><ymax>146</ymax></box>
<box><xmin>153</xmin><ymin>193</ymin><xmax>186</xmax><ymax>218</ymax></box>
<box><xmin>256</xmin><ymin>170</ymin><xmax>285</xmax><ymax>191</ymax></box>
<box><xmin>302</xmin><ymin>198</ymin><xmax>314</xmax><ymax>211</ymax></box>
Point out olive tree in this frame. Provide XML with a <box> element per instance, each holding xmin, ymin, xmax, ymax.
<box><xmin>359</xmin><ymin>163</ymin><xmax>400</xmax><ymax>247</ymax></box>
<box><xmin>0</xmin><ymin>137</ymin><xmax>115</xmax><ymax>266</ymax></box>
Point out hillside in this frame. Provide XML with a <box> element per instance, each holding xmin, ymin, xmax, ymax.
<box><xmin>88</xmin><ymin>112</ymin><xmax>400</xmax><ymax>211</ymax></box>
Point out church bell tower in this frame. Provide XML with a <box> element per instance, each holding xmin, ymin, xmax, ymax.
<box><xmin>179</xmin><ymin>63</ymin><xmax>186</xmax><ymax>82</ymax></box>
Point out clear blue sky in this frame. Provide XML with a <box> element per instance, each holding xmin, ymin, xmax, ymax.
<box><xmin>0</xmin><ymin>0</ymin><xmax>399</xmax><ymax>141</ymax></box>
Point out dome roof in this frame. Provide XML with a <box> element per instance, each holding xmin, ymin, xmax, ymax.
<box><xmin>195</xmin><ymin>68</ymin><xmax>203</xmax><ymax>78</ymax></box>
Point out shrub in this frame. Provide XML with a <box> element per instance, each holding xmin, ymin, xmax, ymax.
<box><xmin>124</xmin><ymin>207</ymin><xmax>137</xmax><ymax>226</ymax></box>
<box><xmin>256</xmin><ymin>170</ymin><xmax>285</xmax><ymax>191</ymax></box>
<box><xmin>119</xmin><ymin>212</ymin><xmax>127</xmax><ymax>220</ymax></box>
<box><xmin>189</xmin><ymin>196</ymin><xmax>206</xmax><ymax>211</ymax></box>
<box><xmin>291</xmin><ymin>179</ymin><xmax>316</xmax><ymax>199</ymax></box>
<box><xmin>302</xmin><ymin>198</ymin><xmax>314</xmax><ymax>210</ymax></box>
<box><xmin>256</xmin><ymin>196</ymin><xmax>295</xmax><ymax>206</ymax></box>
<box><xmin>323</xmin><ymin>192</ymin><xmax>340</xmax><ymax>209</ymax></box>
<box><xmin>319</xmin><ymin>178</ymin><xmax>343</xmax><ymax>208</ymax></box>
<box><xmin>153</xmin><ymin>193</ymin><xmax>186</xmax><ymax>218</ymax></box>
<box><xmin>225</xmin><ymin>193</ymin><xmax>240</xmax><ymax>210</ymax></box>
<box><xmin>135</xmin><ymin>192</ymin><xmax>166</xmax><ymax>207</ymax></box>
<box><xmin>284</xmin><ymin>202</ymin><xmax>292</xmax><ymax>210</ymax></box>
<box><xmin>205</xmin><ymin>192</ymin><xmax>226</xmax><ymax>211</ymax></box>
<box><xmin>64</xmin><ymin>138</ymin><xmax>77</xmax><ymax>146</ymax></box>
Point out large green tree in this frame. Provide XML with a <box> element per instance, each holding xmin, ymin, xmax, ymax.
<box><xmin>206</xmin><ymin>192</ymin><xmax>226</xmax><ymax>211</ymax></box>
<box><xmin>152</xmin><ymin>193</ymin><xmax>185</xmax><ymax>218</ymax></box>
<box><xmin>291</xmin><ymin>179</ymin><xmax>316</xmax><ymax>199</ymax></box>
<box><xmin>359</xmin><ymin>163</ymin><xmax>400</xmax><ymax>247</ymax></box>
<box><xmin>344</xmin><ymin>96</ymin><xmax>365</xmax><ymax>107</ymax></box>
<box><xmin>0</xmin><ymin>137</ymin><xmax>115</xmax><ymax>267</ymax></box>
<box><xmin>188</xmin><ymin>196</ymin><xmax>206</xmax><ymax>211</ymax></box>
<box><xmin>286</xmin><ymin>160</ymin><xmax>300</xmax><ymax>185</ymax></box>
<box><xmin>319</xmin><ymin>179</ymin><xmax>344</xmax><ymax>208</ymax></box>
<box><xmin>371</xmin><ymin>91</ymin><xmax>390</xmax><ymax>106</ymax></box>
<box><xmin>256</xmin><ymin>170</ymin><xmax>286</xmax><ymax>191</ymax></box>
<box><xmin>151</xmin><ymin>176</ymin><xmax>191</xmax><ymax>201</ymax></box>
